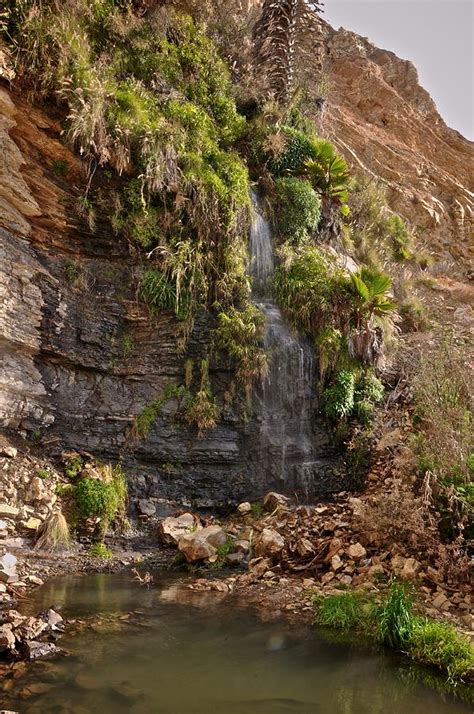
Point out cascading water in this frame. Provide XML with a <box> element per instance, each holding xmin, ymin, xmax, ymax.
<box><xmin>248</xmin><ymin>192</ymin><xmax>325</xmax><ymax>497</ymax></box>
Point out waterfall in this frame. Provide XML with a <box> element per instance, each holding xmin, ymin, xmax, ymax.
<box><xmin>248</xmin><ymin>192</ymin><xmax>321</xmax><ymax>497</ymax></box>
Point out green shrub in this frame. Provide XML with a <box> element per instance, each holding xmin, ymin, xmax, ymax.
<box><xmin>141</xmin><ymin>270</ymin><xmax>191</xmax><ymax>321</ymax></box>
<box><xmin>353</xmin><ymin>370</ymin><xmax>384</xmax><ymax>423</ymax></box>
<box><xmin>88</xmin><ymin>542</ymin><xmax>113</xmax><ymax>559</ymax></box>
<box><xmin>304</xmin><ymin>139</ymin><xmax>351</xmax><ymax>213</ymax></box>
<box><xmin>408</xmin><ymin>618</ymin><xmax>474</xmax><ymax>681</ymax></box>
<box><xmin>214</xmin><ymin>304</ymin><xmax>268</xmax><ymax>391</ymax></box>
<box><xmin>74</xmin><ymin>464</ymin><xmax>127</xmax><ymax>538</ymax></box>
<box><xmin>324</xmin><ymin>370</ymin><xmax>356</xmax><ymax>421</ymax></box>
<box><xmin>387</xmin><ymin>214</ymin><xmax>413</xmax><ymax>261</ymax></box>
<box><xmin>36</xmin><ymin>468</ymin><xmax>50</xmax><ymax>480</ymax></box>
<box><xmin>64</xmin><ymin>456</ymin><xmax>82</xmax><ymax>480</ymax></box>
<box><xmin>268</xmin><ymin>126</ymin><xmax>318</xmax><ymax>176</ymax></box>
<box><xmin>273</xmin><ymin>177</ymin><xmax>321</xmax><ymax>243</ymax></box>
<box><xmin>374</xmin><ymin>581</ymin><xmax>415</xmax><ymax>649</ymax></box>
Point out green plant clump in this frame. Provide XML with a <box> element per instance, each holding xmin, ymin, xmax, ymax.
<box><xmin>88</xmin><ymin>542</ymin><xmax>113</xmax><ymax>559</ymax></box>
<box><xmin>134</xmin><ymin>384</ymin><xmax>188</xmax><ymax>440</ymax></box>
<box><xmin>74</xmin><ymin>464</ymin><xmax>127</xmax><ymax>539</ymax></box>
<box><xmin>273</xmin><ymin>177</ymin><xmax>321</xmax><ymax>244</ymax></box>
<box><xmin>324</xmin><ymin>370</ymin><xmax>356</xmax><ymax>421</ymax></box>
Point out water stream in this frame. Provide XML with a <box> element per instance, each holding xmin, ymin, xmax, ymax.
<box><xmin>249</xmin><ymin>194</ymin><xmax>323</xmax><ymax>496</ymax></box>
<box><xmin>4</xmin><ymin>572</ymin><xmax>471</xmax><ymax>713</ymax></box>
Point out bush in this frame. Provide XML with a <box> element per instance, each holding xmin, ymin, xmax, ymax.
<box><xmin>314</xmin><ymin>591</ymin><xmax>369</xmax><ymax>630</ymax></box>
<box><xmin>89</xmin><ymin>542</ymin><xmax>113</xmax><ymax>559</ymax></box>
<box><xmin>74</xmin><ymin>464</ymin><xmax>127</xmax><ymax>539</ymax></box>
<box><xmin>267</xmin><ymin>126</ymin><xmax>318</xmax><ymax>176</ymax></box>
<box><xmin>324</xmin><ymin>370</ymin><xmax>356</xmax><ymax>421</ymax></box>
<box><xmin>273</xmin><ymin>177</ymin><xmax>321</xmax><ymax>243</ymax></box>
<box><xmin>214</xmin><ymin>303</ymin><xmax>268</xmax><ymax>391</ymax></box>
<box><xmin>387</xmin><ymin>214</ymin><xmax>413</xmax><ymax>261</ymax></box>
<box><xmin>141</xmin><ymin>270</ymin><xmax>191</xmax><ymax>321</ymax></box>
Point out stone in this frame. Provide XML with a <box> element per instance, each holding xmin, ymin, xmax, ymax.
<box><xmin>296</xmin><ymin>538</ymin><xmax>315</xmax><ymax>558</ymax></box>
<box><xmin>347</xmin><ymin>497</ymin><xmax>365</xmax><ymax>518</ymax></box>
<box><xmin>368</xmin><ymin>564</ymin><xmax>385</xmax><ymax>579</ymax></box>
<box><xmin>21</xmin><ymin>517</ymin><xmax>42</xmax><ymax>531</ymax></box>
<box><xmin>137</xmin><ymin>499</ymin><xmax>156</xmax><ymax>517</ymax></box>
<box><xmin>248</xmin><ymin>557</ymin><xmax>272</xmax><ymax>578</ymax></box>
<box><xmin>432</xmin><ymin>593</ymin><xmax>450</xmax><ymax>611</ymax></box>
<box><xmin>26</xmin><ymin>477</ymin><xmax>47</xmax><ymax>502</ymax></box>
<box><xmin>226</xmin><ymin>552</ymin><xmax>244</xmax><ymax>565</ymax></box>
<box><xmin>46</xmin><ymin>609</ymin><xmax>63</xmax><ymax>628</ymax></box>
<box><xmin>237</xmin><ymin>502</ymin><xmax>252</xmax><ymax>515</ymax></box>
<box><xmin>177</xmin><ymin>533</ymin><xmax>216</xmax><ymax>563</ymax></box>
<box><xmin>159</xmin><ymin>513</ymin><xmax>200</xmax><ymax>545</ymax></box>
<box><xmin>325</xmin><ymin>538</ymin><xmax>343</xmax><ymax>561</ymax></box>
<box><xmin>0</xmin><ymin>504</ymin><xmax>19</xmax><ymax>517</ymax></box>
<box><xmin>263</xmin><ymin>493</ymin><xmax>290</xmax><ymax>512</ymax></box>
<box><xmin>198</xmin><ymin>525</ymin><xmax>227</xmax><ymax>549</ymax></box>
<box><xmin>26</xmin><ymin>575</ymin><xmax>44</xmax><ymax>586</ymax></box>
<box><xmin>234</xmin><ymin>539</ymin><xmax>250</xmax><ymax>555</ymax></box>
<box><xmin>0</xmin><ymin>446</ymin><xmax>17</xmax><ymax>458</ymax></box>
<box><xmin>25</xmin><ymin>640</ymin><xmax>61</xmax><ymax>660</ymax></box>
<box><xmin>391</xmin><ymin>555</ymin><xmax>421</xmax><ymax>580</ymax></box>
<box><xmin>0</xmin><ymin>623</ymin><xmax>15</xmax><ymax>651</ymax></box>
<box><xmin>331</xmin><ymin>554</ymin><xmax>343</xmax><ymax>572</ymax></box>
<box><xmin>347</xmin><ymin>543</ymin><xmax>367</xmax><ymax>560</ymax></box>
<box><xmin>253</xmin><ymin>528</ymin><xmax>285</xmax><ymax>558</ymax></box>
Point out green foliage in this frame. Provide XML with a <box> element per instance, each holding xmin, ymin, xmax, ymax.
<box><xmin>64</xmin><ymin>456</ymin><xmax>82</xmax><ymax>480</ymax></box>
<box><xmin>324</xmin><ymin>370</ymin><xmax>356</xmax><ymax>421</ymax></box>
<box><xmin>52</xmin><ymin>158</ymin><xmax>69</xmax><ymax>176</ymax></box>
<box><xmin>64</xmin><ymin>262</ymin><xmax>81</xmax><ymax>285</ymax></box>
<box><xmin>73</xmin><ymin>464</ymin><xmax>127</xmax><ymax>539</ymax></box>
<box><xmin>135</xmin><ymin>384</ymin><xmax>188</xmax><ymax>440</ymax></box>
<box><xmin>313</xmin><ymin>583</ymin><xmax>474</xmax><ymax>682</ymax></box>
<box><xmin>141</xmin><ymin>270</ymin><xmax>191</xmax><ymax>321</ymax></box>
<box><xmin>250</xmin><ymin>501</ymin><xmax>263</xmax><ymax>518</ymax></box>
<box><xmin>408</xmin><ymin>618</ymin><xmax>474</xmax><ymax>681</ymax></box>
<box><xmin>267</xmin><ymin>126</ymin><xmax>318</xmax><ymax>175</ymax></box>
<box><xmin>273</xmin><ymin>177</ymin><xmax>321</xmax><ymax>243</ymax></box>
<box><xmin>304</xmin><ymin>139</ymin><xmax>351</xmax><ymax>212</ymax></box>
<box><xmin>88</xmin><ymin>542</ymin><xmax>112</xmax><ymax>559</ymax></box>
<box><xmin>387</xmin><ymin>214</ymin><xmax>413</xmax><ymax>261</ymax></box>
<box><xmin>214</xmin><ymin>303</ymin><xmax>268</xmax><ymax>390</ymax></box>
<box><xmin>374</xmin><ymin>581</ymin><xmax>415</xmax><ymax>648</ymax></box>
<box><xmin>121</xmin><ymin>334</ymin><xmax>134</xmax><ymax>359</ymax></box>
<box><xmin>36</xmin><ymin>468</ymin><xmax>50</xmax><ymax>480</ymax></box>
<box><xmin>184</xmin><ymin>359</ymin><xmax>219</xmax><ymax>437</ymax></box>
<box><xmin>349</xmin><ymin>268</ymin><xmax>396</xmax><ymax>324</ymax></box>
<box><xmin>353</xmin><ymin>370</ymin><xmax>384</xmax><ymax>424</ymax></box>
<box><xmin>8</xmin><ymin>1</ymin><xmax>251</xmax><ymax>315</ymax></box>
<box><xmin>314</xmin><ymin>591</ymin><xmax>369</xmax><ymax>630</ymax></box>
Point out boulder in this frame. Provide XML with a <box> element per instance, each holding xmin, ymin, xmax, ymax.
<box><xmin>254</xmin><ymin>528</ymin><xmax>285</xmax><ymax>558</ymax></box>
<box><xmin>137</xmin><ymin>499</ymin><xmax>156</xmax><ymax>517</ymax></box>
<box><xmin>237</xmin><ymin>502</ymin><xmax>252</xmax><ymax>516</ymax></box>
<box><xmin>198</xmin><ymin>525</ymin><xmax>227</xmax><ymax>549</ymax></box>
<box><xmin>263</xmin><ymin>492</ymin><xmax>290</xmax><ymax>512</ymax></box>
<box><xmin>347</xmin><ymin>543</ymin><xmax>367</xmax><ymax>560</ymax></box>
<box><xmin>178</xmin><ymin>534</ymin><xmax>216</xmax><ymax>563</ymax></box>
<box><xmin>391</xmin><ymin>555</ymin><xmax>421</xmax><ymax>580</ymax></box>
<box><xmin>159</xmin><ymin>513</ymin><xmax>200</xmax><ymax>545</ymax></box>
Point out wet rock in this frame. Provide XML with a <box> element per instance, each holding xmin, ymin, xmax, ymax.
<box><xmin>347</xmin><ymin>543</ymin><xmax>367</xmax><ymax>560</ymax></box>
<box><xmin>263</xmin><ymin>493</ymin><xmax>290</xmax><ymax>512</ymax></box>
<box><xmin>46</xmin><ymin>609</ymin><xmax>63</xmax><ymax>629</ymax></box>
<box><xmin>25</xmin><ymin>640</ymin><xmax>61</xmax><ymax>660</ymax></box>
<box><xmin>237</xmin><ymin>502</ymin><xmax>252</xmax><ymax>515</ymax></box>
<box><xmin>137</xmin><ymin>499</ymin><xmax>156</xmax><ymax>517</ymax></box>
<box><xmin>26</xmin><ymin>575</ymin><xmax>44</xmax><ymax>586</ymax></box>
<box><xmin>254</xmin><ymin>528</ymin><xmax>285</xmax><ymax>558</ymax></box>
<box><xmin>159</xmin><ymin>513</ymin><xmax>200</xmax><ymax>545</ymax></box>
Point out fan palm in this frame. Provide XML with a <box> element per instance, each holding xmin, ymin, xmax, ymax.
<box><xmin>304</xmin><ymin>139</ymin><xmax>351</xmax><ymax>209</ymax></box>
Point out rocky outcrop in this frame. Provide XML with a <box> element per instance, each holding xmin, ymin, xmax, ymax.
<box><xmin>0</xmin><ymin>84</ymin><xmax>346</xmax><ymax>508</ymax></box>
<box><xmin>321</xmin><ymin>25</ymin><xmax>474</xmax><ymax>268</ymax></box>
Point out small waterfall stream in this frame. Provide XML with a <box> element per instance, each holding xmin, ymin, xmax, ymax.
<box><xmin>249</xmin><ymin>193</ymin><xmax>320</xmax><ymax>496</ymax></box>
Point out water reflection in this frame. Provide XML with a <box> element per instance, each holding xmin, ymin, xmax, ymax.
<box><xmin>5</xmin><ymin>572</ymin><xmax>472</xmax><ymax>713</ymax></box>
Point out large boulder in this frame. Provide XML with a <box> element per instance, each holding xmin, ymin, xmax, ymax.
<box><xmin>254</xmin><ymin>528</ymin><xmax>285</xmax><ymax>558</ymax></box>
<box><xmin>159</xmin><ymin>513</ymin><xmax>201</xmax><ymax>546</ymax></box>
<box><xmin>177</xmin><ymin>525</ymin><xmax>227</xmax><ymax>563</ymax></box>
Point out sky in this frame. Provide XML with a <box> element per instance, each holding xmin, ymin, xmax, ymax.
<box><xmin>323</xmin><ymin>0</ymin><xmax>474</xmax><ymax>140</ymax></box>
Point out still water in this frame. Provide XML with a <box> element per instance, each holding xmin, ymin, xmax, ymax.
<box><xmin>4</xmin><ymin>572</ymin><xmax>472</xmax><ymax>713</ymax></box>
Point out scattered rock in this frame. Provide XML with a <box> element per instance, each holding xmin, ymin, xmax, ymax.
<box><xmin>137</xmin><ymin>499</ymin><xmax>156</xmax><ymax>517</ymax></box>
<box><xmin>254</xmin><ymin>528</ymin><xmax>285</xmax><ymax>558</ymax></box>
<box><xmin>347</xmin><ymin>543</ymin><xmax>367</xmax><ymax>560</ymax></box>
<box><xmin>159</xmin><ymin>513</ymin><xmax>200</xmax><ymax>545</ymax></box>
<box><xmin>331</xmin><ymin>554</ymin><xmax>343</xmax><ymax>572</ymax></box>
<box><xmin>0</xmin><ymin>446</ymin><xmax>17</xmax><ymax>458</ymax></box>
<box><xmin>25</xmin><ymin>640</ymin><xmax>62</xmax><ymax>660</ymax></box>
<box><xmin>46</xmin><ymin>609</ymin><xmax>63</xmax><ymax>628</ymax></box>
<box><xmin>234</xmin><ymin>539</ymin><xmax>250</xmax><ymax>555</ymax></box>
<box><xmin>0</xmin><ymin>623</ymin><xmax>15</xmax><ymax>651</ymax></box>
<box><xmin>0</xmin><ymin>504</ymin><xmax>19</xmax><ymax>517</ymax></box>
<box><xmin>432</xmin><ymin>592</ymin><xmax>451</xmax><ymax>611</ymax></box>
<box><xmin>391</xmin><ymin>555</ymin><xmax>421</xmax><ymax>580</ymax></box>
<box><xmin>21</xmin><ymin>517</ymin><xmax>42</xmax><ymax>531</ymax></box>
<box><xmin>237</xmin><ymin>502</ymin><xmax>252</xmax><ymax>515</ymax></box>
<box><xmin>263</xmin><ymin>493</ymin><xmax>290</xmax><ymax>512</ymax></box>
<box><xmin>178</xmin><ymin>533</ymin><xmax>216</xmax><ymax>563</ymax></box>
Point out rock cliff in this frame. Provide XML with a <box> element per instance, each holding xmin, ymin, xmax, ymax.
<box><xmin>0</xmin><ymin>85</ymin><xmax>344</xmax><ymax>509</ymax></box>
<box><xmin>321</xmin><ymin>24</ymin><xmax>473</xmax><ymax>267</ymax></box>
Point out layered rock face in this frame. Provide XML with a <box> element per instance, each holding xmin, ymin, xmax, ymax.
<box><xmin>0</xmin><ymin>86</ymin><xmax>345</xmax><ymax>508</ymax></box>
<box><xmin>321</xmin><ymin>25</ymin><xmax>473</xmax><ymax>267</ymax></box>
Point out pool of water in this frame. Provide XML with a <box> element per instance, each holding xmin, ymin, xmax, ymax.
<box><xmin>4</xmin><ymin>572</ymin><xmax>472</xmax><ymax>713</ymax></box>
